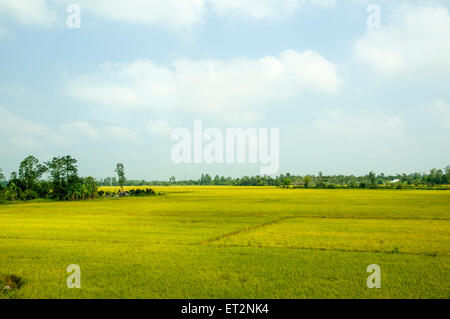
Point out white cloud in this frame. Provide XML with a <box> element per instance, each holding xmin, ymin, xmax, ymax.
<box><xmin>9</xmin><ymin>136</ymin><xmax>41</xmax><ymax>149</ymax></box>
<box><xmin>147</xmin><ymin>120</ymin><xmax>172</xmax><ymax>136</ymax></box>
<box><xmin>308</xmin><ymin>0</ymin><xmax>335</xmax><ymax>7</ymax></box>
<box><xmin>211</xmin><ymin>0</ymin><xmax>335</xmax><ymax>20</ymax></box>
<box><xmin>74</xmin><ymin>0</ymin><xmax>335</xmax><ymax>27</ymax></box>
<box><xmin>61</xmin><ymin>121</ymin><xmax>140</xmax><ymax>141</ymax></box>
<box><xmin>355</xmin><ymin>4</ymin><xmax>450</xmax><ymax>76</ymax></box>
<box><xmin>0</xmin><ymin>105</ymin><xmax>140</xmax><ymax>150</ymax></box>
<box><xmin>0</xmin><ymin>0</ymin><xmax>336</xmax><ymax>30</ymax></box>
<box><xmin>69</xmin><ymin>50</ymin><xmax>341</xmax><ymax>120</ymax></box>
<box><xmin>0</xmin><ymin>0</ymin><xmax>56</xmax><ymax>26</ymax></box>
<box><xmin>0</xmin><ymin>105</ymin><xmax>50</xmax><ymax>148</ymax></box>
<box><xmin>0</xmin><ymin>105</ymin><xmax>72</xmax><ymax>148</ymax></box>
<box><xmin>309</xmin><ymin>110</ymin><xmax>406</xmax><ymax>141</ymax></box>
<box><xmin>104</xmin><ymin>125</ymin><xmax>139</xmax><ymax>141</ymax></box>
<box><xmin>287</xmin><ymin>109</ymin><xmax>408</xmax><ymax>170</ymax></box>
<box><xmin>222</xmin><ymin>111</ymin><xmax>263</xmax><ymax>125</ymax></box>
<box><xmin>284</xmin><ymin>108</ymin><xmax>436</xmax><ymax>175</ymax></box>
<box><xmin>76</xmin><ymin>0</ymin><xmax>206</xmax><ymax>29</ymax></box>
<box><xmin>60</xmin><ymin>121</ymin><xmax>101</xmax><ymax>139</ymax></box>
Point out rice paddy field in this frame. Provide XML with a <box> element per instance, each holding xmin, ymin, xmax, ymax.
<box><xmin>0</xmin><ymin>187</ymin><xmax>449</xmax><ymax>299</ymax></box>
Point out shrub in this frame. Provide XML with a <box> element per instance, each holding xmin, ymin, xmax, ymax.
<box><xmin>36</xmin><ymin>181</ymin><xmax>52</xmax><ymax>199</ymax></box>
<box><xmin>22</xmin><ymin>189</ymin><xmax>38</xmax><ymax>201</ymax></box>
<box><xmin>0</xmin><ymin>274</ymin><xmax>25</xmax><ymax>295</ymax></box>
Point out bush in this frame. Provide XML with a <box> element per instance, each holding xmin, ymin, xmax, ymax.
<box><xmin>36</xmin><ymin>181</ymin><xmax>52</xmax><ymax>199</ymax></box>
<box><xmin>22</xmin><ymin>190</ymin><xmax>38</xmax><ymax>200</ymax></box>
<box><xmin>0</xmin><ymin>274</ymin><xmax>25</xmax><ymax>296</ymax></box>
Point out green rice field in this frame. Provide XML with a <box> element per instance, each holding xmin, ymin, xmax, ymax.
<box><xmin>0</xmin><ymin>187</ymin><xmax>449</xmax><ymax>299</ymax></box>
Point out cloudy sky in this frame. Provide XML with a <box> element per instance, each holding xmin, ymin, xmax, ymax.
<box><xmin>1</xmin><ymin>0</ymin><xmax>449</xmax><ymax>180</ymax></box>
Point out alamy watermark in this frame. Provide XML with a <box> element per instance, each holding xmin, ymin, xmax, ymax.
<box><xmin>367</xmin><ymin>264</ymin><xmax>381</xmax><ymax>289</ymax></box>
<box><xmin>66</xmin><ymin>264</ymin><xmax>81</xmax><ymax>288</ymax></box>
<box><xmin>171</xmin><ymin>121</ymin><xmax>279</xmax><ymax>175</ymax></box>
<box><xmin>367</xmin><ymin>4</ymin><xmax>381</xmax><ymax>30</ymax></box>
<box><xmin>67</xmin><ymin>4</ymin><xmax>81</xmax><ymax>29</ymax></box>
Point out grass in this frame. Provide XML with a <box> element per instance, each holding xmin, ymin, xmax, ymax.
<box><xmin>0</xmin><ymin>187</ymin><xmax>449</xmax><ymax>299</ymax></box>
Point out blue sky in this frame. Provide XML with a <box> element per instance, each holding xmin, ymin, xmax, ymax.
<box><xmin>1</xmin><ymin>0</ymin><xmax>449</xmax><ymax>180</ymax></box>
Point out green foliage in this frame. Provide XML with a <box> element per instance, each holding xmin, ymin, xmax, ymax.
<box><xmin>36</xmin><ymin>181</ymin><xmax>52</xmax><ymax>199</ymax></box>
<box><xmin>283</xmin><ymin>178</ymin><xmax>292</xmax><ymax>187</ymax></box>
<box><xmin>98</xmin><ymin>166</ymin><xmax>449</xmax><ymax>189</ymax></box>
<box><xmin>317</xmin><ymin>171</ymin><xmax>325</xmax><ymax>188</ymax></box>
<box><xmin>303</xmin><ymin>176</ymin><xmax>312</xmax><ymax>189</ymax></box>
<box><xmin>83</xmin><ymin>177</ymin><xmax>98</xmax><ymax>199</ymax></box>
<box><xmin>5</xmin><ymin>181</ymin><xmax>21</xmax><ymax>201</ymax></box>
<box><xmin>115</xmin><ymin>163</ymin><xmax>126</xmax><ymax>191</ymax></box>
<box><xmin>368</xmin><ymin>171</ymin><xmax>377</xmax><ymax>189</ymax></box>
<box><xmin>99</xmin><ymin>186</ymin><xmax>156</xmax><ymax>197</ymax></box>
<box><xmin>45</xmin><ymin>156</ymin><xmax>80</xmax><ymax>200</ymax></box>
<box><xmin>22</xmin><ymin>189</ymin><xmax>39</xmax><ymax>200</ymax></box>
<box><xmin>0</xmin><ymin>169</ymin><xmax>4</xmax><ymax>195</ymax></box>
<box><xmin>18</xmin><ymin>155</ymin><xmax>46</xmax><ymax>191</ymax></box>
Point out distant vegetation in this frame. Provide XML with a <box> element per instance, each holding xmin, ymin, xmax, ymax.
<box><xmin>1</xmin><ymin>155</ymin><xmax>448</xmax><ymax>202</ymax></box>
<box><xmin>99</xmin><ymin>169</ymin><xmax>450</xmax><ymax>189</ymax></box>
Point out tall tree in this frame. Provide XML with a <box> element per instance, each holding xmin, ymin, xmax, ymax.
<box><xmin>368</xmin><ymin>172</ymin><xmax>377</xmax><ymax>188</ymax></box>
<box><xmin>18</xmin><ymin>155</ymin><xmax>46</xmax><ymax>191</ymax></box>
<box><xmin>46</xmin><ymin>156</ymin><xmax>79</xmax><ymax>200</ymax></box>
<box><xmin>115</xmin><ymin>163</ymin><xmax>126</xmax><ymax>191</ymax></box>
<box><xmin>61</xmin><ymin>156</ymin><xmax>78</xmax><ymax>181</ymax></box>
<box><xmin>303</xmin><ymin>176</ymin><xmax>312</xmax><ymax>189</ymax></box>
<box><xmin>446</xmin><ymin>166</ymin><xmax>450</xmax><ymax>184</ymax></box>
<box><xmin>318</xmin><ymin>171</ymin><xmax>324</xmax><ymax>188</ymax></box>
<box><xmin>0</xmin><ymin>168</ymin><xmax>4</xmax><ymax>192</ymax></box>
<box><xmin>10</xmin><ymin>171</ymin><xmax>18</xmax><ymax>181</ymax></box>
<box><xmin>46</xmin><ymin>157</ymin><xmax>64</xmax><ymax>188</ymax></box>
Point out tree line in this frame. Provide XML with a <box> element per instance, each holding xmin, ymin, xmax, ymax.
<box><xmin>0</xmin><ymin>156</ymin><xmax>130</xmax><ymax>201</ymax></box>
<box><xmin>98</xmin><ymin>168</ymin><xmax>450</xmax><ymax>189</ymax></box>
<box><xmin>189</xmin><ymin>169</ymin><xmax>450</xmax><ymax>188</ymax></box>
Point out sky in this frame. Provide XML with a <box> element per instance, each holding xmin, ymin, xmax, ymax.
<box><xmin>0</xmin><ymin>0</ymin><xmax>449</xmax><ymax>180</ymax></box>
